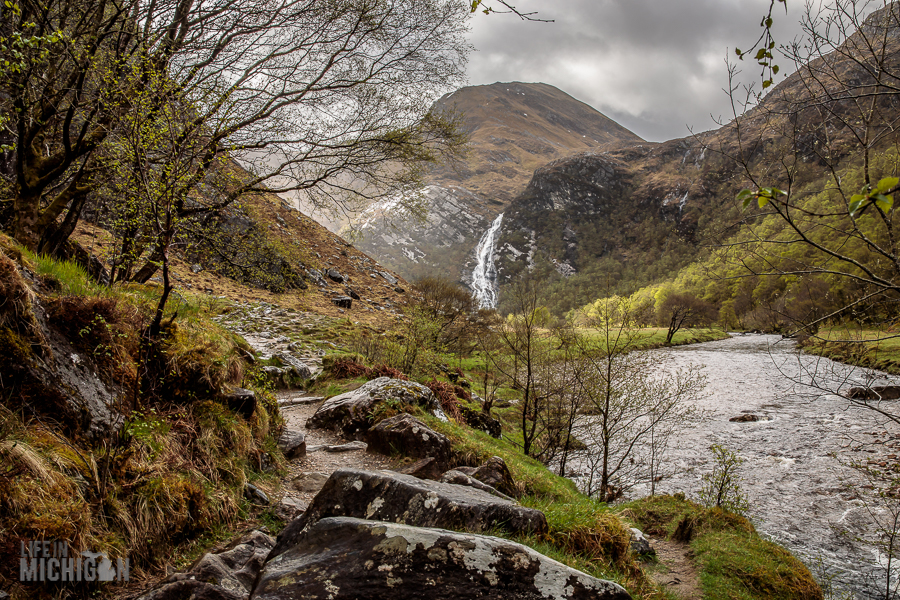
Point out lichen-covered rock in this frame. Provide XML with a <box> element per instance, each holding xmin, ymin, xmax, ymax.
<box><xmin>452</xmin><ymin>456</ymin><xmax>519</xmax><ymax>499</ymax></box>
<box><xmin>366</xmin><ymin>413</ymin><xmax>450</xmax><ymax>473</ymax></box>
<box><xmin>268</xmin><ymin>468</ymin><xmax>547</xmax><ymax>560</ymax></box>
<box><xmin>629</xmin><ymin>528</ymin><xmax>655</xmax><ymax>558</ymax></box>
<box><xmin>440</xmin><ymin>470</ymin><xmax>513</xmax><ymax>501</ymax></box>
<box><xmin>307</xmin><ymin>377</ymin><xmax>446</xmax><ymax>437</ymax></box>
<box><xmin>253</xmin><ymin>517</ymin><xmax>631</xmax><ymax>600</ymax></box>
<box><xmin>277</xmin><ymin>430</ymin><xmax>306</xmax><ymax>459</ymax></box>
<box><xmin>140</xmin><ymin>530</ymin><xmax>274</xmax><ymax>599</ymax></box>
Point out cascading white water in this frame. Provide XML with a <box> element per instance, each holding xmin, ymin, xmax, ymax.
<box><xmin>471</xmin><ymin>213</ymin><xmax>504</xmax><ymax>309</ymax></box>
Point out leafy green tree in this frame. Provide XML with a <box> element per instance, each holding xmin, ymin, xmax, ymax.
<box><xmin>413</xmin><ymin>275</ymin><xmax>482</xmax><ymax>353</ymax></box>
<box><xmin>656</xmin><ymin>291</ymin><xmax>716</xmax><ymax>344</ymax></box>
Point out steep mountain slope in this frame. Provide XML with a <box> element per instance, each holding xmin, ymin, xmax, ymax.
<box><xmin>349</xmin><ymin>82</ymin><xmax>644</xmax><ymax>284</ymax></box>
<box><xmin>492</xmin><ymin>5</ymin><xmax>900</xmax><ymax>315</ymax></box>
<box><xmin>74</xmin><ymin>188</ymin><xmax>413</xmax><ymax>327</ymax></box>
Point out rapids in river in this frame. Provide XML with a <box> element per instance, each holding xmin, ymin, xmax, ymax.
<box><xmin>575</xmin><ymin>334</ymin><xmax>900</xmax><ymax>599</ymax></box>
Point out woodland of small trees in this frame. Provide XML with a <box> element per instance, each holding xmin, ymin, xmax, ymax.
<box><xmin>0</xmin><ymin>0</ymin><xmax>470</xmax><ymax>336</ymax></box>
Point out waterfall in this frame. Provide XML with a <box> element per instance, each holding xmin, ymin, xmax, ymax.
<box><xmin>471</xmin><ymin>213</ymin><xmax>504</xmax><ymax>309</ymax></box>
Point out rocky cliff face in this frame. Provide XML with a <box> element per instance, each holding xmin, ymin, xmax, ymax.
<box><xmin>493</xmin><ymin>5</ymin><xmax>900</xmax><ymax>312</ymax></box>
<box><xmin>349</xmin><ymin>82</ymin><xmax>645</xmax><ymax>284</ymax></box>
<box><xmin>358</xmin><ymin>6</ymin><xmax>900</xmax><ymax>312</ymax></box>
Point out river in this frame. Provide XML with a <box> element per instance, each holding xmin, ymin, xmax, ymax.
<box><xmin>577</xmin><ymin>334</ymin><xmax>900</xmax><ymax>599</ymax></box>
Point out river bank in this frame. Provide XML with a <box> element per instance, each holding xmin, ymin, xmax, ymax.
<box><xmin>586</xmin><ymin>333</ymin><xmax>900</xmax><ymax>600</ymax></box>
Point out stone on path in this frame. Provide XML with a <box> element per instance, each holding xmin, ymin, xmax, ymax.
<box><xmin>255</xmin><ymin>517</ymin><xmax>631</xmax><ymax>600</ymax></box>
<box><xmin>307</xmin><ymin>377</ymin><xmax>446</xmax><ymax>438</ymax></box>
<box><xmin>277</xmin><ymin>430</ymin><xmax>306</xmax><ymax>459</ymax></box>
<box><xmin>290</xmin><ymin>472</ymin><xmax>330</xmax><ymax>494</ymax></box>
<box><xmin>269</xmin><ymin>468</ymin><xmax>547</xmax><ymax>560</ymax></box>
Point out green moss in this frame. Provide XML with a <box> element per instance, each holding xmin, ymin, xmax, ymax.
<box><xmin>620</xmin><ymin>495</ymin><xmax>823</xmax><ymax>600</ymax></box>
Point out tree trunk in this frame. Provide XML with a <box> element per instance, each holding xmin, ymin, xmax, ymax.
<box><xmin>13</xmin><ymin>190</ymin><xmax>42</xmax><ymax>251</ymax></box>
<box><xmin>131</xmin><ymin>247</ymin><xmax>164</xmax><ymax>283</ymax></box>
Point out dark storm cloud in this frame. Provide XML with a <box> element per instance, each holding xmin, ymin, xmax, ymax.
<box><xmin>466</xmin><ymin>0</ymin><xmax>807</xmax><ymax>141</ymax></box>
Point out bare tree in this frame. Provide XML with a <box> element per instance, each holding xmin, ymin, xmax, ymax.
<box><xmin>485</xmin><ymin>276</ymin><xmax>556</xmax><ymax>458</ymax></box>
<box><xmin>1</xmin><ymin>0</ymin><xmax>469</xmax><ymax>254</ymax></box>
<box><xmin>570</xmin><ymin>296</ymin><xmax>707</xmax><ymax>501</ymax></box>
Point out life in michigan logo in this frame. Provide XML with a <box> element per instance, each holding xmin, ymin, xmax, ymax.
<box><xmin>19</xmin><ymin>540</ymin><xmax>129</xmax><ymax>583</ymax></box>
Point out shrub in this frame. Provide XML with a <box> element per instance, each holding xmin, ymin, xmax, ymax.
<box><xmin>424</xmin><ymin>378</ymin><xmax>463</xmax><ymax>422</ymax></box>
<box><xmin>698</xmin><ymin>444</ymin><xmax>750</xmax><ymax>515</ymax></box>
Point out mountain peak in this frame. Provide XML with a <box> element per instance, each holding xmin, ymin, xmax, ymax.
<box><xmin>428</xmin><ymin>82</ymin><xmax>643</xmax><ymax>204</ymax></box>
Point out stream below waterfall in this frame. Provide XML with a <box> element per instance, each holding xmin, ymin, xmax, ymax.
<box><xmin>572</xmin><ymin>334</ymin><xmax>900</xmax><ymax>599</ymax></box>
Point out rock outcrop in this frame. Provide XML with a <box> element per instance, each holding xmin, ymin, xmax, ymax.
<box><xmin>253</xmin><ymin>517</ymin><xmax>632</xmax><ymax>600</ymax></box>
<box><xmin>449</xmin><ymin>456</ymin><xmax>520</xmax><ymax>499</ymax></box>
<box><xmin>0</xmin><ymin>251</ymin><xmax>122</xmax><ymax>440</ymax></box>
<box><xmin>139</xmin><ymin>530</ymin><xmax>275</xmax><ymax>600</ymax></box>
<box><xmin>307</xmin><ymin>377</ymin><xmax>446</xmax><ymax>437</ymax></box>
<box><xmin>439</xmin><ymin>470</ymin><xmax>514</xmax><ymax>501</ymax></box>
<box><xmin>269</xmin><ymin>468</ymin><xmax>548</xmax><ymax>560</ymax></box>
<box><xmin>365</xmin><ymin>413</ymin><xmax>451</xmax><ymax>474</ymax></box>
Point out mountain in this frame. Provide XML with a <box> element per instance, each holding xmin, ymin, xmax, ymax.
<box><xmin>493</xmin><ymin>4</ymin><xmax>900</xmax><ymax>315</ymax></box>
<box><xmin>348</xmin><ymin>82</ymin><xmax>644</xmax><ymax>285</ymax></box>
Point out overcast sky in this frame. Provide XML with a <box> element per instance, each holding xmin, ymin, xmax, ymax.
<box><xmin>466</xmin><ymin>0</ymin><xmax>810</xmax><ymax>142</ymax></box>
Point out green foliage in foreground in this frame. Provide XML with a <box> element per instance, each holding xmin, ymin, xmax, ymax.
<box><xmin>620</xmin><ymin>495</ymin><xmax>822</xmax><ymax>600</ymax></box>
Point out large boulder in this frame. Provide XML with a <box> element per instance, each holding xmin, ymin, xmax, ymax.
<box><xmin>253</xmin><ymin>517</ymin><xmax>631</xmax><ymax>600</ymax></box>
<box><xmin>451</xmin><ymin>456</ymin><xmax>519</xmax><ymax>499</ymax></box>
<box><xmin>139</xmin><ymin>530</ymin><xmax>274</xmax><ymax>599</ymax></box>
<box><xmin>365</xmin><ymin>413</ymin><xmax>451</xmax><ymax>473</ymax></box>
<box><xmin>307</xmin><ymin>377</ymin><xmax>446</xmax><ymax>437</ymax></box>
<box><xmin>269</xmin><ymin>468</ymin><xmax>547</xmax><ymax>560</ymax></box>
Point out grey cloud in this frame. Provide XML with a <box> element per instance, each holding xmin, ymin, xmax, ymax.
<box><xmin>466</xmin><ymin>0</ymin><xmax>806</xmax><ymax>141</ymax></box>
